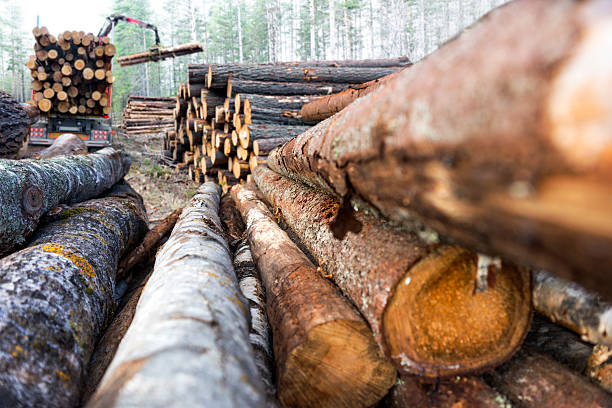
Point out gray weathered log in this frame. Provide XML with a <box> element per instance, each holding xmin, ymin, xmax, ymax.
<box><xmin>0</xmin><ymin>182</ymin><xmax>148</xmax><ymax>408</ymax></box>
<box><xmin>0</xmin><ymin>147</ymin><xmax>130</xmax><ymax>255</ymax></box>
<box><xmin>30</xmin><ymin>133</ymin><xmax>88</xmax><ymax>159</ymax></box>
<box><xmin>87</xmin><ymin>183</ymin><xmax>266</xmax><ymax>408</ymax></box>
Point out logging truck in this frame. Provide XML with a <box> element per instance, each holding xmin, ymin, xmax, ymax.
<box><xmin>28</xmin><ymin>110</ymin><xmax>113</xmax><ymax>149</ymax></box>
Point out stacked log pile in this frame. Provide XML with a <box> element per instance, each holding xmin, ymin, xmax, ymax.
<box><xmin>0</xmin><ymin>91</ymin><xmax>40</xmax><ymax>158</ymax></box>
<box><xmin>27</xmin><ymin>26</ymin><xmax>115</xmax><ymax>116</ymax></box>
<box><xmin>121</xmin><ymin>96</ymin><xmax>175</xmax><ymax>135</ymax></box>
<box><xmin>161</xmin><ymin>57</ymin><xmax>410</xmax><ymax>189</ymax></box>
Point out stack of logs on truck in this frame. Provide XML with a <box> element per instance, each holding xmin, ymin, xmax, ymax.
<box><xmin>121</xmin><ymin>96</ymin><xmax>175</xmax><ymax>135</ymax></box>
<box><xmin>27</xmin><ymin>26</ymin><xmax>115</xmax><ymax>115</ymax></box>
<box><xmin>160</xmin><ymin>56</ymin><xmax>411</xmax><ymax>190</ymax></box>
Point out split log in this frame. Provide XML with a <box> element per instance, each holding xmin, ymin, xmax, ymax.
<box><xmin>0</xmin><ymin>182</ymin><xmax>148</xmax><ymax>408</ymax></box>
<box><xmin>253</xmin><ymin>166</ymin><xmax>532</xmax><ymax>378</ymax></box>
<box><xmin>0</xmin><ymin>147</ymin><xmax>131</xmax><ymax>255</ymax></box>
<box><xmin>87</xmin><ymin>183</ymin><xmax>267</xmax><ymax>408</ymax></box>
<box><xmin>116</xmin><ymin>208</ymin><xmax>182</xmax><ymax>280</ymax></box>
<box><xmin>485</xmin><ymin>347</ymin><xmax>612</xmax><ymax>407</ymax></box>
<box><xmin>533</xmin><ymin>269</ymin><xmax>612</xmax><ymax>346</ymax></box>
<box><xmin>231</xmin><ymin>183</ymin><xmax>396</xmax><ymax>407</ymax></box>
<box><xmin>117</xmin><ymin>42</ymin><xmax>203</xmax><ymax>67</ymax></box>
<box><xmin>30</xmin><ymin>133</ymin><xmax>88</xmax><ymax>159</ymax></box>
<box><xmin>0</xmin><ymin>92</ymin><xmax>33</xmax><ymax>158</ymax></box>
<box><xmin>266</xmin><ymin>0</ymin><xmax>612</xmax><ymax>299</ymax></box>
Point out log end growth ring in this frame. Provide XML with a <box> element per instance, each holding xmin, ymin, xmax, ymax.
<box><xmin>20</xmin><ymin>185</ymin><xmax>44</xmax><ymax>216</ymax></box>
<box><xmin>383</xmin><ymin>245</ymin><xmax>532</xmax><ymax>378</ymax></box>
<box><xmin>278</xmin><ymin>319</ymin><xmax>397</xmax><ymax>408</ymax></box>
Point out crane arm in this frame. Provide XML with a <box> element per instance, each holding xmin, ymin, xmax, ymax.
<box><xmin>98</xmin><ymin>14</ymin><xmax>161</xmax><ymax>45</ymax></box>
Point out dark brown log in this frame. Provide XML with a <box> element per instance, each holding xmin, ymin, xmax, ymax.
<box><xmin>214</xmin><ymin>79</ymin><xmax>353</xmax><ymax>96</ymax></box>
<box><xmin>238</xmin><ymin>94</ymin><xmax>320</xmax><ymax>111</ymax></box>
<box><xmin>117</xmin><ymin>42</ymin><xmax>203</xmax><ymax>67</ymax></box>
<box><xmin>0</xmin><ymin>91</ymin><xmax>32</xmax><ymax>158</ymax></box>
<box><xmin>267</xmin><ymin>0</ymin><xmax>612</xmax><ymax>300</ymax></box>
<box><xmin>250</xmin><ymin>108</ymin><xmax>317</xmax><ymax>126</ymax></box>
<box><xmin>253</xmin><ymin>166</ymin><xmax>532</xmax><ymax>378</ymax></box>
<box><xmin>0</xmin><ymin>182</ymin><xmax>148</xmax><ymax>408</ymax></box>
<box><xmin>485</xmin><ymin>347</ymin><xmax>612</xmax><ymax>407</ymax></box>
<box><xmin>31</xmin><ymin>133</ymin><xmax>88</xmax><ymax>160</ymax></box>
<box><xmin>116</xmin><ymin>208</ymin><xmax>182</xmax><ymax>280</ymax></box>
<box><xmin>232</xmin><ymin>184</ymin><xmax>396</xmax><ymax>408</ymax></box>
<box><xmin>0</xmin><ymin>148</ymin><xmax>131</xmax><ymax>255</ymax></box>
<box><xmin>254</xmin><ymin>137</ymin><xmax>295</xmax><ymax>156</ymax></box>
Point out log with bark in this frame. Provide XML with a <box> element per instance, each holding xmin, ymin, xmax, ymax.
<box><xmin>485</xmin><ymin>347</ymin><xmax>612</xmax><ymax>407</ymax></box>
<box><xmin>232</xmin><ymin>183</ymin><xmax>396</xmax><ymax>407</ymax></box>
<box><xmin>87</xmin><ymin>183</ymin><xmax>267</xmax><ymax>408</ymax></box>
<box><xmin>122</xmin><ymin>96</ymin><xmax>176</xmax><ymax>135</ymax></box>
<box><xmin>117</xmin><ymin>42</ymin><xmax>203</xmax><ymax>67</ymax></box>
<box><xmin>0</xmin><ymin>181</ymin><xmax>148</xmax><ymax>408</ymax></box>
<box><xmin>0</xmin><ymin>91</ymin><xmax>36</xmax><ymax>158</ymax></box>
<box><xmin>253</xmin><ymin>165</ymin><xmax>532</xmax><ymax>378</ymax></box>
<box><xmin>29</xmin><ymin>133</ymin><xmax>88</xmax><ymax>159</ymax></box>
<box><xmin>266</xmin><ymin>0</ymin><xmax>612</xmax><ymax>299</ymax></box>
<box><xmin>0</xmin><ymin>147</ymin><xmax>131</xmax><ymax>255</ymax></box>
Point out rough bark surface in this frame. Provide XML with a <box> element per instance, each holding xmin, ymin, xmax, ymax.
<box><xmin>232</xmin><ymin>183</ymin><xmax>396</xmax><ymax>408</ymax></box>
<box><xmin>217</xmin><ymin>79</ymin><xmax>351</xmax><ymax>96</ymax></box>
<box><xmin>485</xmin><ymin>347</ymin><xmax>612</xmax><ymax>407</ymax></box>
<box><xmin>240</xmin><ymin>94</ymin><xmax>319</xmax><ymax>111</ymax></box>
<box><xmin>266</xmin><ymin>0</ymin><xmax>612</xmax><ymax>299</ymax></box>
<box><xmin>31</xmin><ymin>133</ymin><xmax>88</xmax><ymax>159</ymax></box>
<box><xmin>253</xmin><ymin>166</ymin><xmax>532</xmax><ymax>378</ymax></box>
<box><xmin>0</xmin><ymin>182</ymin><xmax>148</xmax><ymax>408</ymax></box>
<box><xmin>0</xmin><ymin>91</ymin><xmax>32</xmax><ymax>158</ymax></box>
<box><xmin>0</xmin><ymin>147</ymin><xmax>131</xmax><ymax>255</ymax></box>
<box><xmin>88</xmin><ymin>183</ymin><xmax>266</xmax><ymax>408</ymax></box>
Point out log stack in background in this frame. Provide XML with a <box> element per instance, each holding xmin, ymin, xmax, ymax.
<box><xmin>121</xmin><ymin>96</ymin><xmax>175</xmax><ymax>135</ymax></box>
<box><xmin>27</xmin><ymin>26</ymin><xmax>115</xmax><ymax>116</ymax></box>
<box><xmin>161</xmin><ymin>58</ymin><xmax>410</xmax><ymax>190</ymax></box>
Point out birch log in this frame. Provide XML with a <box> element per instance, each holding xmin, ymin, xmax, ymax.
<box><xmin>254</xmin><ymin>166</ymin><xmax>532</xmax><ymax>378</ymax></box>
<box><xmin>231</xmin><ymin>184</ymin><xmax>396</xmax><ymax>407</ymax></box>
<box><xmin>0</xmin><ymin>147</ymin><xmax>130</xmax><ymax>254</ymax></box>
<box><xmin>266</xmin><ymin>0</ymin><xmax>612</xmax><ymax>299</ymax></box>
<box><xmin>0</xmin><ymin>182</ymin><xmax>148</xmax><ymax>408</ymax></box>
<box><xmin>88</xmin><ymin>183</ymin><xmax>266</xmax><ymax>408</ymax></box>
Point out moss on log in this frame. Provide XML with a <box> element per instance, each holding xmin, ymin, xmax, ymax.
<box><xmin>0</xmin><ymin>181</ymin><xmax>148</xmax><ymax>408</ymax></box>
<box><xmin>0</xmin><ymin>147</ymin><xmax>130</xmax><ymax>255</ymax></box>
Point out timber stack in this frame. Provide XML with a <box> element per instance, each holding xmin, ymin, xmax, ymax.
<box><xmin>27</xmin><ymin>26</ymin><xmax>115</xmax><ymax>116</ymax></box>
<box><xmin>121</xmin><ymin>96</ymin><xmax>175</xmax><ymax>135</ymax></box>
<box><xmin>161</xmin><ymin>57</ymin><xmax>410</xmax><ymax>190</ymax></box>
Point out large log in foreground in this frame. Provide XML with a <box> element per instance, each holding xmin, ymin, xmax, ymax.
<box><xmin>117</xmin><ymin>42</ymin><xmax>203</xmax><ymax>67</ymax></box>
<box><xmin>253</xmin><ymin>166</ymin><xmax>532</xmax><ymax>378</ymax></box>
<box><xmin>0</xmin><ymin>147</ymin><xmax>130</xmax><ymax>255</ymax></box>
<box><xmin>267</xmin><ymin>0</ymin><xmax>612</xmax><ymax>299</ymax></box>
<box><xmin>0</xmin><ymin>91</ymin><xmax>35</xmax><ymax>158</ymax></box>
<box><xmin>0</xmin><ymin>182</ymin><xmax>148</xmax><ymax>408</ymax></box>
<box><xmin>232</xmin><ymin>184</ymin><xmax>396</xmax><ymax>407</ymax></box>
<box><xmin>88</xmin><ymin>183</ymin><xmax>266</xmax><ymax>408</ymax></box>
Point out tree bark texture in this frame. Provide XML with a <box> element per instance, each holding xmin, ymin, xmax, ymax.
<box><xmin>30</xmin><ymin>133</ymin><xmax>88</xmax><ymax>159</ymax></box>
<box><xmin>0</xmin><ymin>182</ymin><xmax>148</xmax><ymax>408</ymax></box>
<box><xmin>239</xmin><ymin>94</ymin><xmax>320</xmax><ymax>111</ymax></box>
<box><xmin>0</xmin><ymin>147</ymin><xmax>131</xmax><ymax>255</ymax></box>
<box><xmin>187</xmin><ymin>58</ymin><xmax>411</xmax><ymax>73</ymax></box>
<box><xmin>485</xmin><ymin>347</ymin><xmax>612</xmax><ymax>407</ymax></box>
<box><xmin>533</xmin><ymin>269</ymin><xmax>612</xmax><ymax>346</ymax></box>
<box><xmin>88</xmin><ymin>183</ymin><xmax>266</xmax><ymax>408</ymax></box>
<box><xmin>208</xmin><ymin>79</ymin><xmax>352</xmax><ymax>96</ymax></box>
<box><xmin>253</xmin><ymin>166</ymin><xmax>532</xmax><ymax>378</ymax></box>
<box><xmin>266</xmin><ymin>0</ymin><xmax>612</xmax><ymax>299</ymax></box>
<box><xmin>231</xmin><ymin>184</ymin><xmax>396</xmax><ymax>408</ymax></box>
<box><xmin>0</xmin><ymin>91</ymin><xmax>33</xmax><ymax>158</ymax></box>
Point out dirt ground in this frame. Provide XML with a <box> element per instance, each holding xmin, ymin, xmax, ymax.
<box><xmin>111</xmin><ymin>130</ymin><xmax>198</xmax><ymax>225</ymax></box>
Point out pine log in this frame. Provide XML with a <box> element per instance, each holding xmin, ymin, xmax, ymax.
<box><xmin>31</xmin><ymin>133</ymin><xmax>88</xmax><ymax>159</ymax></box>
<box><xmin>116</xmin><ymin>42</ymin><xmax>203</xmax><ymax>67</ymax></box>
<box><xmin>238</xmin><ymin>94</ymin><xmax>320</xmax><ymax>111</ymax></box>
<box><xmin>254</xmin><ymin>137</ymin><xmax>295</xmax><ymax>156</ymax></box>
<box><xmin>0</xmin><ymin>91</ymin><xmax>32</xmax><ymax>158</ymax></box>
<box><xmin>250</xmin><ymin>108</ymin><xmax>317</xmax><ymax>126</ymax></box>
<box><xmin>253</xmin><ymin>166</ymin><xmax>532</xmax><ymax>377</ymax></box>
<box><xmin>0</xmin><ymin>148</ymin><xmax>131</xmax><ymax>255</ymax></box>
<box><xmin>213</xmin><ymin>79</ymin><xmax>352</xmax><ymax>96</ymax></box>
<box><xmin>116</xmin><ymin>208</ymin><xmax>182</xmax><ymax>280</ymax></box>
<box><xmin>239</xmin><ymin>124</ymin><xmax>309</xmax><ymax>150</ymax></box>
<box><xmin>231</xmin><ymin>184</ymin><xmax>396</xmax><ymax>407</ymax></box>
<box><xmin>87</xmin><ymin>183</ymin><xmax>266</xmax><ymax>407</ymax></box>
<box><xmin>533</xmin><ymin>270</ymin><xmax>612</xmax><ymax>346</ymax></box>
<box><xmin>266</xmin><ymin>0</ymin><xmax>612</xmax><ymax>299</ymax></box>
<box><xmin>485</xmin><ymin>347</ymin><xmax>612</xmax><ymax>407</ymax></box>
<box><xmin>0</xmin><ymin>182</ymin><xmax>148</xmax><ymax>408</ymax></box>
<box><xmin>300</xmin><ymin>68</ymin><xmax>406</xmax><ymax>121</ymax></box>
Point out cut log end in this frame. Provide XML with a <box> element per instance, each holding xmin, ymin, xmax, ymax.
<box><xmin>279</xmin><ymin>319</ymin><xmax>396</xmax><ymax>408</ymax></box>
<box><xmin>384</xmin><ymin>245</ymin><xmax>532</xmax><ymax>377</ymax></box>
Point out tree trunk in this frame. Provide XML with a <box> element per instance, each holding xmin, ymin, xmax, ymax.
<box><xmin>220</xmin><ymin>79</ymin><xmax>350</xmax><ymax>95</ymax></box>
<box><xmin>87</xmin><ymin>183</ymin><xmax>267</xmax><ymax>408</ymax></box>
<box><xmin>485</xmin><ymin>347</ymin><xmax>612</xmax><ymax>407</ymax></box>
<box><xmin>0</xmin><ymin>182</ymin><xmax>148</xmax><ymax>408</ymax></box>
<box><xmin>116</xmin><ymin>42</ymin><xmax>203</xmax><ymax>67</ymax></box>
<box><xmin>328</xmin><ymin>0</ymin><xmax>335</xmax><ymax>59</ymax></box>
<box><xmin>254</xmin><ymin>137</ymin><xmax>296</xmax><ymax>156</ymax></box>
<box><xmin>533</xmin><ymin>270</ymin><xmax>612</xmax><ymax>346</ymax></box>
<box><xmin>0</xmin><ymin>91</ymin><xmax>33</xmax><ymax>158</ymax></box>
<box><xmin>30</xmin><ymin>133</ymin><xmax>88</xmax><ymax>159</ymax></box>
<box><xmin>253</xmin><ymin>166</ymin><xmax>532</xmax><ymax>378</ymax></box>
<box><xmin>309</xmin><ymin>0</ymin><xmax>316</xmax><ymax>58</ymax></box>
<box><xmin>266</xmin><ymin>0</ymin><xmax>612</xmax><ymax>300</ymax></box>
<box><xmin>239</xmin><ymin>93</ymin><xmax>319</xmax><ymax>111</ymax></box>
<box><xmin>231</xmin><ymin>184</ymin><xmax>396</xmax><ymax>408</ymax></box>
<box><xmin>116</xmin><ymin>208</ymin><xmax>182</xmax><ymax>280</ymax></box>
<box><xmin>0</xmin><ymin>147</ymin><xmax>131</xmax><ymax>255</ymax></box>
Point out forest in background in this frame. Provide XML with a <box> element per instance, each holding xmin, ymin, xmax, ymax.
<box><xmin>0</xmin><ymin>0</ymin><xmax>508</xmax><ymax>119</ymax></box>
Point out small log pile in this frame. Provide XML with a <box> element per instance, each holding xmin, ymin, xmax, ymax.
<box><xmin>121</xmin><ymin>96</ymin><xmax>175</xmax><ymax>135</ymax></box>
<box><xmin>161</xmin><ymin>57</ymin><xmax>409</xmax><ymax>189</ymax></box>
<box><xmin>27</xmin><ymin>26</ymin><xmax>115</xmax><ymax>116</ymax></box>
